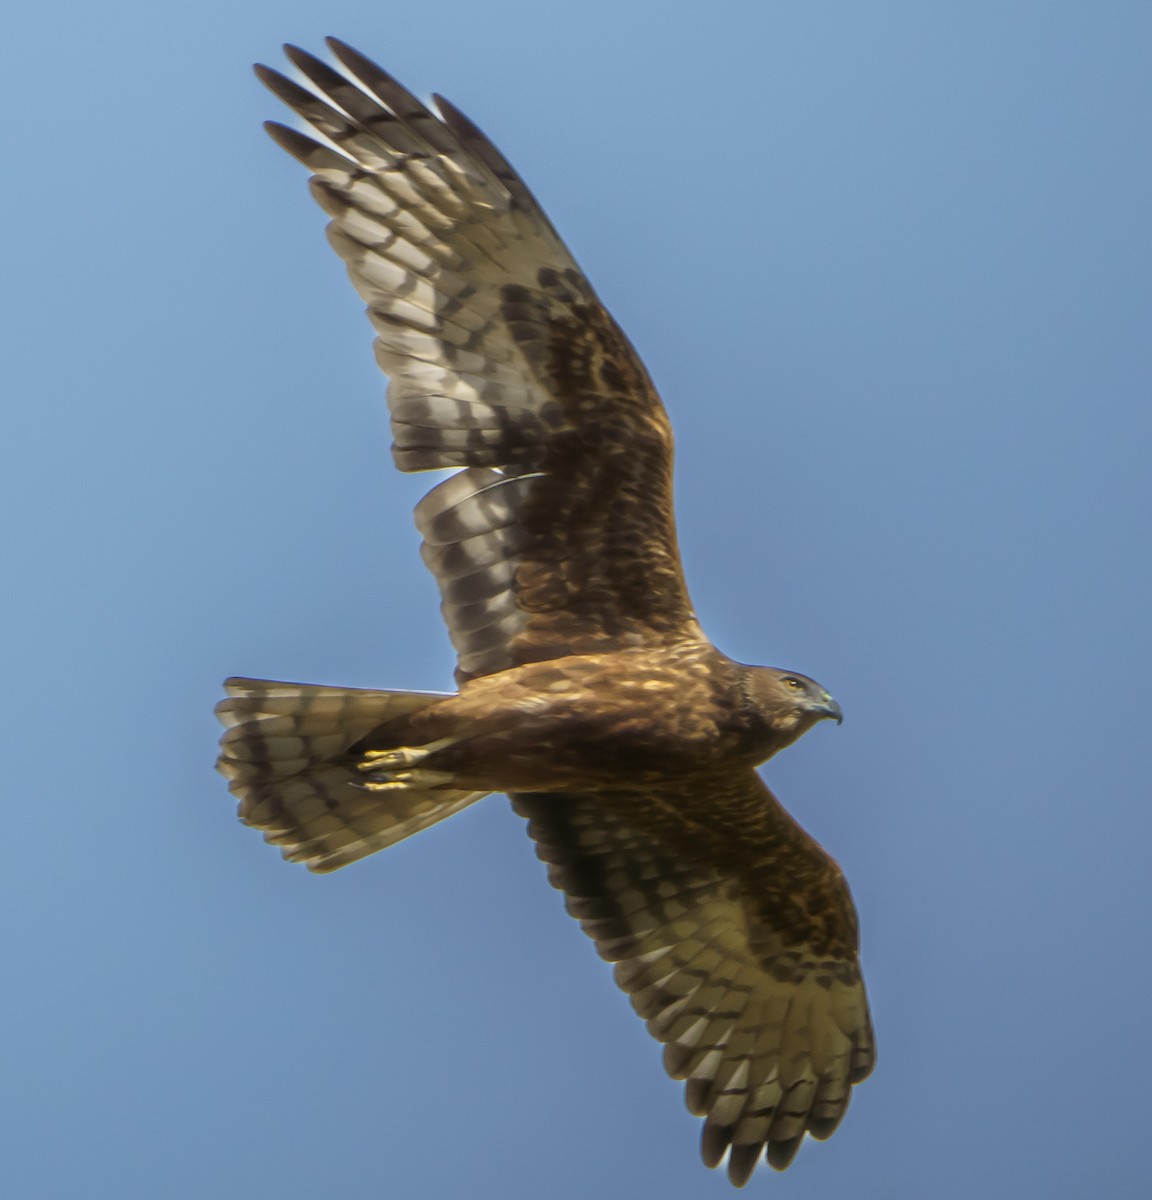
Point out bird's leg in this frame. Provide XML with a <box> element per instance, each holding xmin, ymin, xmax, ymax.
<box><xmin>357</xmin><ymin>737</ymin><xmax>459</xmax><ymax>791</ymax></box>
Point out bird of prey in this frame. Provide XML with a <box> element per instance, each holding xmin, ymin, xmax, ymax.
<box><xmin>216</xmin><ymin>39</ymin><xmax>874</xmax><ymax>1187</ymax></box>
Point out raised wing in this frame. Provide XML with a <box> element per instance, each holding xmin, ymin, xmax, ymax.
<box><xmin>512</xmin><ymin>775</ymin><xmax>874</xmax><ymax>1186</ymax></box>
<box><xmin>258</xmin><ymin>41</ymin><xmax>703</xmax><ymax>681</ymax></box>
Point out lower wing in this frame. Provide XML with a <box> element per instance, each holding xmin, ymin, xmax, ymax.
<box><xmin>512</xmin><ymin>773</ymin><xmax>874</xmax><ymax>1185</ymax></box>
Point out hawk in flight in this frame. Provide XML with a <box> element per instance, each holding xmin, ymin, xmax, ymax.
<box><xmin>217</xmin><ymin>39</ymin><xmax>874</xmax><ymax>1187</ymax></box>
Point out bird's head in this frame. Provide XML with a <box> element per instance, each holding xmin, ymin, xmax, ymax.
<box><xmin>746</xmin><ymin>667</ymin><xmax>843</xmax><ymax>749</ymax></box>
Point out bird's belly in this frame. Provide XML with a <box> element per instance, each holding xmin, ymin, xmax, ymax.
<box><xmin>377</xmin><ymin>645</ymin><xmax>778</xmax><ymax>792</ymax></box>
<box><xmin>413</xmin><ymin>697</ymin><xmax>769</xmax><ymax>793</ymax></box>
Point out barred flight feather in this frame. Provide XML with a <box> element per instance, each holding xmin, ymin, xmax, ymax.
<box><xmin>512</xmin><ymin>782</ymin><xmax>874</xmax><ymax>1186</ymax></box>
<box><xmin>256</xmin><ymin>39</ymin><xmax>702</xmax><ymax>683</ymax></box>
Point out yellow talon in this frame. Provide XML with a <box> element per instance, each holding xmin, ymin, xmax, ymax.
<box><xmin>358</xmin><ymin>738</ymin><xmax>456</xmax><ymax>774</ymax></box>
<box><xmin>358</xmin><ymin>749</ymin><xmax>412</xmax><ymax>772</ymax></box>
<box><xmin>360</xmin><ymin>778</ymin><xmax>412</xmax><ymax>792</ymax></box>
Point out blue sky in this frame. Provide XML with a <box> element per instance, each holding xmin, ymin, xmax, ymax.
<box><xmin>4</xmin><ymin>2</ymin><xmax>1150</xmax><ymax>1196</ymax></box>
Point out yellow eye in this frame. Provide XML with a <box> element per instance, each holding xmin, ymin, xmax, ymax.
<box><xmin>783</xmin><ymin>677</ymin><xmax>803</xmax><ymax>690</ymax></box>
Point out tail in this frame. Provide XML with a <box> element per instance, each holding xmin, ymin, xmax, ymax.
<box><xmin>215</xmin><ymin>677</ymin><xmax>489</xmax><ymax>873</ymax></box>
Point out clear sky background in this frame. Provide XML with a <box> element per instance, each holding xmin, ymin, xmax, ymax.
<box><xmin>4</xmin><ymin>2</ymin><xmax>1149</xmax><ymax>1197</ymax></box>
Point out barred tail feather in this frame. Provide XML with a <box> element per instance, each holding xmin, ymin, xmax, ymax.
<box><xmin>215</xmin><ymin>677</ymin><xmax>488</xmax><ymax>873</ymax></box>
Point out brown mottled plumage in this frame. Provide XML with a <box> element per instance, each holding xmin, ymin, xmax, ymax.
<box><xmin>217</xmin><ymin>39</ymin><xmax>874</xmax><ymax>1187</ymax></box>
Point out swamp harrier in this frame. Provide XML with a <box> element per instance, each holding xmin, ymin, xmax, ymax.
<box><xmin>216</xmin><ymin>39</ymin><xmax>875</xmax><ymax>1186</ymax></box>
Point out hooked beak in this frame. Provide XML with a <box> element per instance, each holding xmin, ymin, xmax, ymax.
<box><xmin>811</xmin><ymin>694</ymin><xmax>844</xmax><ymax>725</ymax></box>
